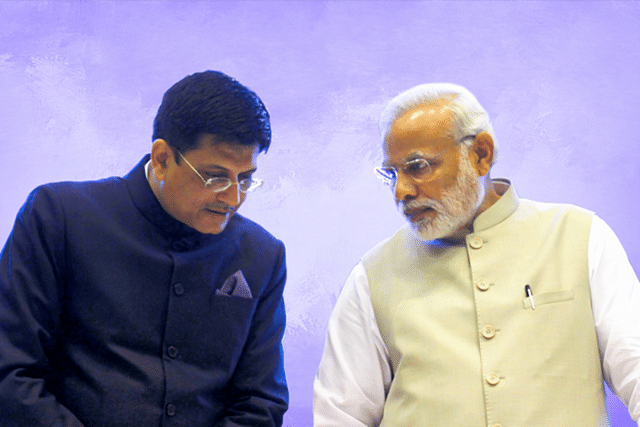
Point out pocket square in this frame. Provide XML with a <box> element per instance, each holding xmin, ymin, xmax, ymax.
<box><xmin>216</xmin><ymin>270</ymin><xmax>252</xmax><ymax>299</ymax></box>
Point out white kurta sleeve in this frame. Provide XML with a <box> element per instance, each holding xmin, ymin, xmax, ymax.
<box><xmin>589</xmin><ymin>215</ymin><xmax>640</xmax><ymax>425</ymax></box>
<box><xmin>313</xmin><ymin>262</ymin><xmax>392</xmax><ymax>427</ymax></box>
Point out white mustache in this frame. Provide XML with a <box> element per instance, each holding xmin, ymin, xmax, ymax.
<box><xmin>401</xmin><ymin>199</ymin><xmax>442</xmax><ymax>216</ymax></box>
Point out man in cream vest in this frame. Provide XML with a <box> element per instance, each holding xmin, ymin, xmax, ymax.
<box><xmin>313</xmin><ymin>83</ymin><xmax>640</xmax><ymax>427</ymax></box>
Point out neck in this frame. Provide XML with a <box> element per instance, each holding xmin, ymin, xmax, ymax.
<box><xmin>475</xmin><ymin>177</ymin><xmax>501</xmax><ymax>218</ymax></box>
<box><xmin>454</xmin><ymin>176</ymin><xmax>501</xmax><ymax>237</ymax></box>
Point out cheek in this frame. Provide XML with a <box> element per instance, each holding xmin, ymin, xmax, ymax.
<box><xmin>414</xmin><ymin>178</ymin><xmax>446</xmax><ymax>197</ymax></box>
<box><xmin>433</xmin><ymin>163</ymin><xmax>462</xmax><ymax>190</ymax></box>
<box><xmin>165</xmin><ymin>183</ymin><xmax>201</xmax><ymax>213</ymax></box>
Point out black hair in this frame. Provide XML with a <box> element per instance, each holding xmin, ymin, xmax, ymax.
<box><xmin>152</xmin><ymin>71</ymin><xmax>271</xmax><ymax>159</ymax></box>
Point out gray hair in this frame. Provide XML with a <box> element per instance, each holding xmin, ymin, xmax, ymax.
<box><xmin>379</xmin><ymin>83</ymin><xmax>498</xmax><ymax>165</ymax></box>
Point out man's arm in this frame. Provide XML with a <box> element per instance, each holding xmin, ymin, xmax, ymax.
<box><xmin>313</xmin><ymin>262</ymin><xmax>392</xmax><ymax>427</ymax></box>
<box><xmin>215</xmin><ymin>242</ymin><xmax>289</xmax><ymax>427</ymax></box>
<box><xmin>589</xmin><ymin>215</ymin><xmax>640</xmax><ymax>426</ymax></box>
<box><xmin>0</xmin><ymin>187</ymin><xmax>85</xmax><ymax>426</ymax></box>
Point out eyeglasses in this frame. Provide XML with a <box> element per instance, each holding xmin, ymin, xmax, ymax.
<box><xmin>177</xmin><ymin>150</ymin><xmax>264</xmax><ymax>193</ymax></box>
<box><xmin>374</xmin><ymin>135</ymin><xmax>475</xmax><ymax>187</ymax></box>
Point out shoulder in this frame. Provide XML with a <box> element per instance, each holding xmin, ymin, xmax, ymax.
<box><xmin>29</xmin><ymin>176</ymin><xmax>125</xmax><ymax>204</ymax></box>
<box><xmin>18</xmin><ymin>177</ymin><xmax>127</xmax><ymax>225</ymax></box>
<box><xmin>361</xmin><ymin>225</ymin><xmax>411</xmax><ymax>267</ymax></box>
<box><xmin>518</xmin><ymin>198</ymin><xmax>594</xmax><ymax>222</ymax></box>
<box><xmin>226</xmin><ymin>214</ymin><xmax>285</xmax><ymax>253</ymax></box>
<box><xmin>511</xmin><ymin>199</ymin><xmax>595</xmax><ymax>247</ymax></box>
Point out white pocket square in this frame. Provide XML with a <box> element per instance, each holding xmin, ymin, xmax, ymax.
<box><xmin>216</xmin><ymin>270</ymin><xmax>252</xmax><ymax>299</ymax></box>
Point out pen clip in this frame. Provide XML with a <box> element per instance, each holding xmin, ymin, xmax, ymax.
<box><xmin>525</xmin><ymin>284</ymin><xmax>536</xmax><ymax>310</ymax></box>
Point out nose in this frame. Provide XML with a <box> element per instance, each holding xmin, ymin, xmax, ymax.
<box><xmin>394</xmin><ymin>173</ymin><xmax>418</xmax><ymax>203</ymax></box>
<box><xmin>216</xmin><ymin>182</ymin><xmax>243</xmax><ymax>208</ymax></box>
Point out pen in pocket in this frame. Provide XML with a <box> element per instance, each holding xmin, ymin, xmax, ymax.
<box><xmin>525</xmin><ymin>284</ymin><xmax>535</xmax><ymax>310</ymax></box>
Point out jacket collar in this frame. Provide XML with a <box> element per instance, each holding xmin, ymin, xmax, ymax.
<box><xmin>472</xmin><ymin>178</ymin><xmax>519</xmax><ymax>233</ymax></box>
<box><xmin>123</xmin><ymin>155</ymin><xmax>209</xmax><ymax>248</ymax></box>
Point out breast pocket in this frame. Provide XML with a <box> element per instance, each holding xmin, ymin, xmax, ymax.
<box><xmin>522</xmin><ymin>289</ymin><xmax>575</xmax><ymax>309</ymax></box>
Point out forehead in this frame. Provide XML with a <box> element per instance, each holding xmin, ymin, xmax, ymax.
<box><xmin>190</xmin><ymin>134</ymin><xmax>260</xmax><ymax>169</ymax></box>
<box><xmin>383</xmin><ymin>103</ymin><xmax>456</xmax><ymax>163</ymax></box>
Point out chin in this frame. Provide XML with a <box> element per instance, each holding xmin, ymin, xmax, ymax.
<box><xmin>203</xmin><ymin>227</ymin><xmax>225</xmax><ymax>235</ymax></box>
<box><xmin>410</xmin><ymin>216</ymin><xmax>459</xmax><ymax>241</ymax></box>
<box><xmin>412</xmin><ymin>226</ymin><xmax>447</xmax><ymax>241</ymax></box>
<box><xmin>189</xmin><ymin>219</ymin><xmax>228</xmax><ymax>235</ymax></box>
<box><xmin>204</xmin><ymin>223</ymin><xmax>228</xmax><ymax>234</ymax></box>
<box><xmin>191</xmin><ymin>211</ymin><xmax>236</xmax><ymax>234</ymax></box>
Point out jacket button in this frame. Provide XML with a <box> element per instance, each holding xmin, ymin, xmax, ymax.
<box><xmin>486</xmin><ymin>373</ymin><xmax>500</xmax><ymax>385</ymax></box>
<box><xmin>489</xmin><ymin>424</ymin><xmax>503</xmax><ymax>427</ymax></box>
<box><xmin>475</xmin><ymin>278</ymin><xmax>490</xmax><ymax>291</ymax></box>
<box><xmin>482</xmin><ymin>325</ymin><xmax>496</xmax><ymax>339</ymax></box>
<box><xmin>173</xmin><ymin>283</ymin><xmax>185</xmax><ymax>295</ymax></box>
<box><xmin>469</xmin><ymin>235</ymin><xmax>484</xmax><ymax>249</ymax></box>
<box><xmin>167</xmin><ymin>346</ymin><xmax>179</xmax><ymax>358</ymax></box>
<box><xmin>166</xmin><ymin>403</ymin><xmax>176</xmax><ymax>416</ymax></box>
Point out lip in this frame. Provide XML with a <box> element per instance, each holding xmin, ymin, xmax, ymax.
<box><xmin>205</xmin><ymin>208</ymin><xmax>229</xmax><ymax>216</ymax></box>
<box><xmin>405</xmin><ymin>207</ymin><xmax>435</xmax><ymax>222</ymax></box>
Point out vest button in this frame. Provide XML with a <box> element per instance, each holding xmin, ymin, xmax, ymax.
<box><xmin>469</xmin><ymin>235</ymin><xmax>484</xmax><ymax>249</ymax></box>
<box><xmin>485</xmin><ymin>372</ymin><xmax>500</xmax><ymax>385</ymax></box>
<box><xmin>475</xmin><ymin>278</ymin><xmax>490</xmax><ymax>291</ymax></box>
<box><xmin>481</xmin><ymin>325</ymin><xmax>496</xmax><ymax>339</ymax></box>
<box><xmin>490</xmin><ymin>424</ymin><xmax>503</xmax><ymax>427</ymax></box>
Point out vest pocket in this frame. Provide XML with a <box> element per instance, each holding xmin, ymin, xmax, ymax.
<box><xmin>522</xmin><ymin>289</ymin><xmax>574</xmax><ymax>309</ymax></box>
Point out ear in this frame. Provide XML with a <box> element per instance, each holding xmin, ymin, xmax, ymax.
<box><xmin>150</xmin><ymin>139</ymin><xmax>173</xmax><ymax>181</ymax></box>
<box><xmin>468</xmin><ymin>132</ymin><xmax>494</xmax><ymax>177</ymax></box>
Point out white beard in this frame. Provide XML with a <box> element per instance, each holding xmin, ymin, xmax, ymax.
<box><xmin>400</xmin><ymin>148</ymin><xmax>485</xmax><ymax>241</ymax></box>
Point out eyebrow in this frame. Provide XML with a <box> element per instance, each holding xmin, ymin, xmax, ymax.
<box><xmin>201</xmin><ymin>165</ymin><xmax>258</xmax><ymax>176</ymax></box>
<box><xmin>383</xmin><ymin>151</ymin><xmax>428</xmax><ymax>168</ymax></box>
<box><xmin>403</xmin><ymin>151</ymin><xmax>429</xmax><ymax>163</ymax></box>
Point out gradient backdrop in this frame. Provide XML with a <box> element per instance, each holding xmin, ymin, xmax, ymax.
<box><xmin>1</xmin><ymin>1</ymin><xmax>639</xmax><ymax>426</ymax></box>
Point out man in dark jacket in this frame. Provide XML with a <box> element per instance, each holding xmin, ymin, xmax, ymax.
<box><xmin>0</xmin><ymin>70</ymin><xmax>288</xmax><ymax>426</ymax></box>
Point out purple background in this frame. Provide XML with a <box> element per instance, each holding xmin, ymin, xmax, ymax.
<box><xmin>1</xmin><ymin>1</ymin><xmax>639</xmax><ymax>426</ymax></box>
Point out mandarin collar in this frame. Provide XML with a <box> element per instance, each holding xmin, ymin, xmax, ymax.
<box><xmin>472</xmin><ymin>178</ymin><xmax>519</xmax><ymax>233</ymax></box>
<box><xmin>124</xmin><ymin>155</ymin><xmax>215</xmax><ymax>247</ymax></box>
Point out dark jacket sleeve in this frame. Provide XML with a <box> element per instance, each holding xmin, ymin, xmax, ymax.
<box><xmin>0</xmin><ymin>187</ymin><xmax>85</xmax><ymax>427</ymax></box>
<box><xmin>215</xmin><ymin>242</ymin><xmax>289</xmax><ymax>427</ymax></box>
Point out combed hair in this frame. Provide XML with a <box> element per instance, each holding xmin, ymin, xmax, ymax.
<box><xmin>378</xmin><ymin>83</ymin><xmax>498</xmax><ymax>165</ymax></box>
<box><xmin>153</xmin><ymin>71</ymin><xmax>271</xmax><ymax>159</ymax></box>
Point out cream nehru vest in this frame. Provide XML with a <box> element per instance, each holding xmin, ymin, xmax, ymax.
<box><xmin>363</xmin><ymin>179</ymin><xmax>608</xmax><ymax>427</ymax></box>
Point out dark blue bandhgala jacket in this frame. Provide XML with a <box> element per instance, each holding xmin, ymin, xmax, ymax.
<box><xmin>0</xmin><ymin>156</ymin><xmax>288</xmax><ymax>426</ymax></box>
